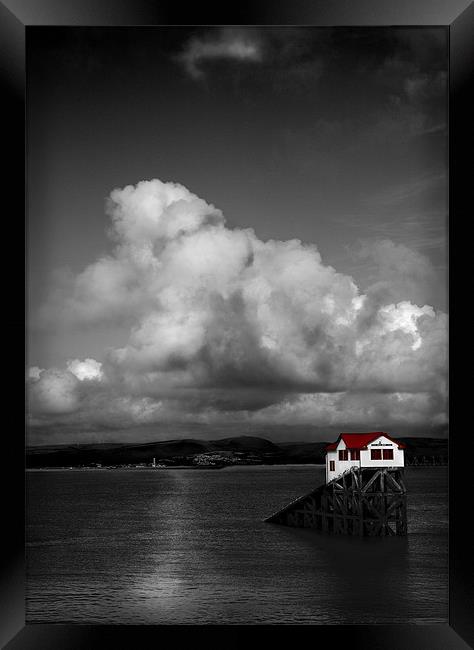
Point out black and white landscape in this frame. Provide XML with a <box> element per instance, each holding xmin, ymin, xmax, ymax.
<box><xmin>26</xmin><ymin>26</ymin><xmax>448</xmax><ymax>625</ymax></box>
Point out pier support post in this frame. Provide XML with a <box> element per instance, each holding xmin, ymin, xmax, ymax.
<box><xmin>265</xmin><ymin>467</ymin><xmax>407</xmax><ymax>537</ymax></box>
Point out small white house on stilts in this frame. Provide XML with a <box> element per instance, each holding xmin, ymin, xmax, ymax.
<box><xmin>266</xmin><ymin>431</ymin><xmax>408</xmax><ymax>536</ymax></box>
<box><xmin>325</xmin><ymin>431</ymin><xmax>405</xmax><ymax>483</ymax></box>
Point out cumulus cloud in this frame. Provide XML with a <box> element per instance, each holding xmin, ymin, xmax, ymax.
<box><xmin>27</xmin><ymin>366</ymin><xmax>44</xmax><ymax>380</ymax></box>
<box><xmin>28</xmin><ymin>368</ymin><xmax>80</xmax><ymax>415</ymax></box>
<box><xmin>66</xmin><ymin>358</ymin><xmax>103</xmax><ymax>381</ymax></box>
<box><xmin>178</xmin><ymin>29</ymin><xmax>262</xmax><ymax>79</ymax></box>
<box><xmin>352</xmin><ymin>238</ymin><xmax>438</xmax><ymax>306</ymax></box>
<box><xmin>250</xmin><ymin>390</ymin><xmax>447</xmax><ymax>428</ymax></box>
<box><xmin>31</xmin><ymin>178</ymin><xmax>447</xmax><ymax>437</ymax></box>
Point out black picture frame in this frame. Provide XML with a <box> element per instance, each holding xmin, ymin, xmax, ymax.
<box><xmin>2</xmin><ymin>1</ymin><xmax>472</xmax><ymax>647</ymax></box>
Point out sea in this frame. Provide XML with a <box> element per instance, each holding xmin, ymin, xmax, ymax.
<box><xmin>26</xmin><ymin>465</ymin><xmax>448</xmax><ymax>625</ymax></box>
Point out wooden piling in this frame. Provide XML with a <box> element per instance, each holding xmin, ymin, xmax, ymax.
<box><xmin>264</xmin><ymin>467</ymin><xmax>407</xmax><ymax>537</ymax></box>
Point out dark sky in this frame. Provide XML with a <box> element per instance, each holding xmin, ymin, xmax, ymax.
<box><xmin>26</xmin><ymin>27</ymin><xmax>448</xmax><ymax>444</ymax></box>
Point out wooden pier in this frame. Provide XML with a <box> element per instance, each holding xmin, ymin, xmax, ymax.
<box><xmin>265</xmin><ymin>467</ymin><xmax>407</xmax><ymax>536</ymax></box>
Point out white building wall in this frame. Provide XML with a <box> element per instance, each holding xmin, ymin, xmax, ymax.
<box><xmin>361</xmin><ymin>437</ymin><xmax>404</xmax><ymax>468</ymax></box>
<box><xmin>326</xmin><ymin>450</ymin><xmax>339</xmax><ymax>483</ymax></box>
<box><xmin>326</xmin><ymin>439</ymin><xmax>361</xmax><ymax>482</ymax></box>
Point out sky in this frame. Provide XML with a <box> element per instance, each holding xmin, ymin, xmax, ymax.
<box><xmin>26</xmin><ymin>26</ymin><xmax>448</xmax><ymax>445</ymax></box>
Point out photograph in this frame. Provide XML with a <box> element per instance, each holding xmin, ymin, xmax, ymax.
<box><xmin>25</xmin><ymin>25</ymin><xmax>449</xmax><ymax>626</ymax></box>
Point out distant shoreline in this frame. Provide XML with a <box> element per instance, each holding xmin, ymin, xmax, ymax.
<box><xmin>25</xmin><ymin>435</ymin><xmax>448</xmax><ymax>471</ymax></box>
<box><xmin>25</xmin><ymin>462</ymin><xmax>448</xmax><ymax>472</ymax></box>
<box><xmin>26</xmin><ymin>463</ymin><xmax>326</xmax><ymax>471</ymax></box>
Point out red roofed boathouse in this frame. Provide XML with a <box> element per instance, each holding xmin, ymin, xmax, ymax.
<box><xmin>325</xmin><ymin>431</ymin><xmax>405</xmax><ymax>484</ymax></box>
<box><xmin>265</xmin><ymin>432</ymin><xmax>407</xmax><ymax>537</ymax></box>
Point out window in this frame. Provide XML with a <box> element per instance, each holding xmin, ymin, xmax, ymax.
<box><xmin>350</xmin><ymin>449</ymin><xmax>360</xmax><ymax>460</ymax></box>
<box><xmin>330</xmin><ymin>460</ymin><xmax>335</xmax><ymax>471</ymax></box>
<box><xmin>371</xmin><ymin>449</ymin><xmax>382</xmax><ymax>460</ymax></box>
<box><xmin>383</xmin><ymin>449</ymin><xmax>394</xmax><ymax>460</ymax></box>
<box><xmin>339</xmin><ymin>450</ymin><xmax>348</xmax><ymax>461</ymax></box>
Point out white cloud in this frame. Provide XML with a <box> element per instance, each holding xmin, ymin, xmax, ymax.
<box><xmin>378</xmin><ymin>302</ymin><xmax>433</xmax><ymax>351</ymax></box>
<box><xmin>27</xmin><ymin>366</ymin><xmax>44</xmax><ymax>381</ymax></box>
<box><xmin>28</xmin><ymin>368</ymin><xmax>80</xmax><ymax>415</ymax></box>
<box><xmin>178</xmin><ymin>29</ymin><xmax>262</xmax><ymax>79</ymax></box>
<box><xmin>249</xmin><ymin>390</ymin><xmax>447</xmax><ymax>428</ymax></box>
<box><xmin>32</xmin><ymin>177</ymin><xmax>448</xmax><ymax>435</ymax></box>
<box><xmin>353</xmin><ymin>238</ymin><xmax>438</xmax><ymax>306</ymax></box>
<box><xmin>67</xmin><ymin>358</ymin><xmax>103</xmax><ymax>382</ymax></box>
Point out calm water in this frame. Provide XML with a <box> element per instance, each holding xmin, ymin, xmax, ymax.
<box><xmin>26</xmin><ymin>465</ymin><xmax>448</xmax><ymax>625</ymax></box>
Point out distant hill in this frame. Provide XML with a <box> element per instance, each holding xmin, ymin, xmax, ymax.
<box><xmin>398</xmin><ymin>437</ymin><xmax>448</xmax><ymax>464</ymax></box>
<box><xmin>26</xmin><ymin>435</ymin><xmax>448</xmax><ymax>468</ymax></box>
<box><xmin>207</xmin><ymin>436</ymin><xmax>279</xmax><ymax>452</ymax></box>
<box><xmin>277</xmin><ymin>441</ymin><xmax>329</xmax><ymax>463</ymax></box>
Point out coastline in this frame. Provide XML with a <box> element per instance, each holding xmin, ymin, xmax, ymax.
<box><xmin>26</xmin><ymin>463</ymin><xmax>326</xmax><ymax>471</ymax></box>
<box><xmin>25</xmin><ymin>462</ymin><xmax>446</xmax><ymax>471</ymax></box>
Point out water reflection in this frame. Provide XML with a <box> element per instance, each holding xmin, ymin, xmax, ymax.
<box><xmin>27</xmin><ymin>466</ymin><xmax>447</xmax><ymax>624</ymax></box>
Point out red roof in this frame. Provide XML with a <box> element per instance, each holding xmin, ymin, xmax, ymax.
<box><xmin>325</xmin><ymin>432</ymin><xmax>405</xmax><ymax>451</ymax></box>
